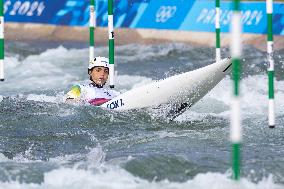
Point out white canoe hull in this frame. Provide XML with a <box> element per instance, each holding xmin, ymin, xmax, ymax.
<box><xmin>101</xmin><ymin>58</ymin><xmax>231</xmax><ymax>117</ymax></box>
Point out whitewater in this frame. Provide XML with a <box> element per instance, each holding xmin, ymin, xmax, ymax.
<box><xmin>0</xmin><ymin>41</ymin><xmax>283</xmax><ymax>189</ymax></box>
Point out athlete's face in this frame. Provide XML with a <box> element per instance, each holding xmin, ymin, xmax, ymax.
<box><xmin>89</xmin><ymin>67</ymin><xmax>109</xmax><ymax>86</ymax></box>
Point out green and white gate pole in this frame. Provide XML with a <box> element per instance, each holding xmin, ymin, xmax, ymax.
<box><xmin>108</xmin><ymin>0</ymin><xmax>115</xmax><ymax>88</ymax></box>
<box><xmin>0</xmin><ymin>0</ymin><xmax>4</xmax><ymax>81</ymax></box>
<box><xmin>215</xmin><ymin>0</ymin><xmax>221</xmax><ymax>62</ymax></box>
<box><xmin>89</xmin><ymin>0</ymin><xmax>95</xmax><ymax>62</ymax></box>
<box><xmin>230</xmin><ymin>0</ymin><xmax>242</xmax><ymax>181</ymax></box>
<box><xmin>266</xmin><ymin>0</ymin><xmax>275</xmax><ymax>128</ymax></box>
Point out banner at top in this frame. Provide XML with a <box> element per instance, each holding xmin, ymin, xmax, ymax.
<box><xmin>180</xmin><ymin>1</ymin><xmax>284</xmax><ymax>35</ymax></box>
<box><xmin>4</xmin><ymin>0</ymin><xmax>284</xmax><ymax>35</ymax></box>
<box><xmin>4</xmin><ymin>0</ymin><xmax>90</xmax><ymax>25</ymax></box>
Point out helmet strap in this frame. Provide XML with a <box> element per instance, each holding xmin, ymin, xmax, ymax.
<box><xmin>90</xmin><ymin>82</ymin><xmax>104</xmax><ymax>88</ymax></box>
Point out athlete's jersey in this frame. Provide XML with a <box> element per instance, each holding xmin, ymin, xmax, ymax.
<box><xmin>66</xmin><ymin>83</ymin><xmax>120</xmax><ymax>106</ymax></box>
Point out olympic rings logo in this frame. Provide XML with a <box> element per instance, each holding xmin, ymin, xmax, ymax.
<box><xmin>156</xmin><ymin>6</ymin><xmax>177</xmax><ymax>23</ymax></box>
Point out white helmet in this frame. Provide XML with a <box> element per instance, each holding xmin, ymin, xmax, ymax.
<box><xmin>88</xmin><ymin>57</ymin><xmax>109</xmax><ymax>70</ymax></box>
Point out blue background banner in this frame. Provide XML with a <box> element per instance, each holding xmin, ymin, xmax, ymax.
<box><xmin>135</xmin><ymin>0</ymin><xmax>195</xmax><ymax>30</ymax></box>
<box><xmin>180</xmin><ymin>1</ymin><xmax>284</xmax><ymax>35</ymax></box>
<box><xmin>4</xmin><ymin>0</ymin><xmax>284</xmax><ymax>35</ymax></box>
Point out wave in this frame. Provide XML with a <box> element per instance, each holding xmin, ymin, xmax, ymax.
<box><xmin>0</xmin><ymin>161</ymin><xmax>281</xmax><ymax>189</ymax></box>
<box><xmin>1</xmin><ymin>42</ymin><xmax>284</xmax><ymax>95</ymax></box>
<box><xmin>2</xmin><ymin>73</ymin><xmax>284</xmax><ymax>121</ymax></box>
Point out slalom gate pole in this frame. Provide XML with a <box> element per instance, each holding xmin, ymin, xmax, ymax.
<box><xmin>0</xmin><ymin>0</ymin><xmax>4</xmax><ymax>81</ymax></box>
<box><xmin>230</xmin><ymin>0</ymin><xmax>242</xmax><ymax>181</ymax></box>
<box><xmin>215</xmin><ymin>0</ymin><xmax>221</xmax><ymax>62</ymax></box>
<box><xmin>266</xmin><ymin>0</ymin><xmax>275</xmax><ymax>128</ymax></box>
<box><xmin>89</xmin><ymin>0</ymin><xmax>95</xmax><ymax>62</ymax></box>
<box><xmin>108</xmin><ymin>0</ymin><xmax>115</xmax><ymax>88</ymax></box>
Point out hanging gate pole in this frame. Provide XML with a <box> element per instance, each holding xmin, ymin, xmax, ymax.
<box><xmin>215</xmin><ymin>0</ymin><xmax>221</xmax><ymax>62</ymax></box>
<box><xmin>89</xmin><ymin>0</ymin><xmax>96</xmax><ymax>62</ymax></box>
<box><xmin>266</xmin><ymin>0</ymin><xmax>275</xmax><ymax>128</ymax></box>
<box><xmin>0</xmin><ymin>0</ymin><xmax>4</xmax><ymax>81</ymax></box>
<box><xmin>230</xmin><ymin>0</ymin><xmax>242</xmax><ymax>181</ymax></box>
<box><xmin>108</xmin><ymin>0</ymin><xmax>115</xmax><ymax>88</ymax></box>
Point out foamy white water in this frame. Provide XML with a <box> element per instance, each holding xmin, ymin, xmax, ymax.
<box><xmin>177</xmin><ymin>75</ymin><xmax>284</xmax><ymax>122</ymax></box>
<box><xmin>0</xmin><ymin>42</ymin><xmax>284</xmax><ymax>188</ymax></box>
<box><xmin>0</xmin><ymin>167</ymin><xmax>282</xmax><ymax>189</ymax></box>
